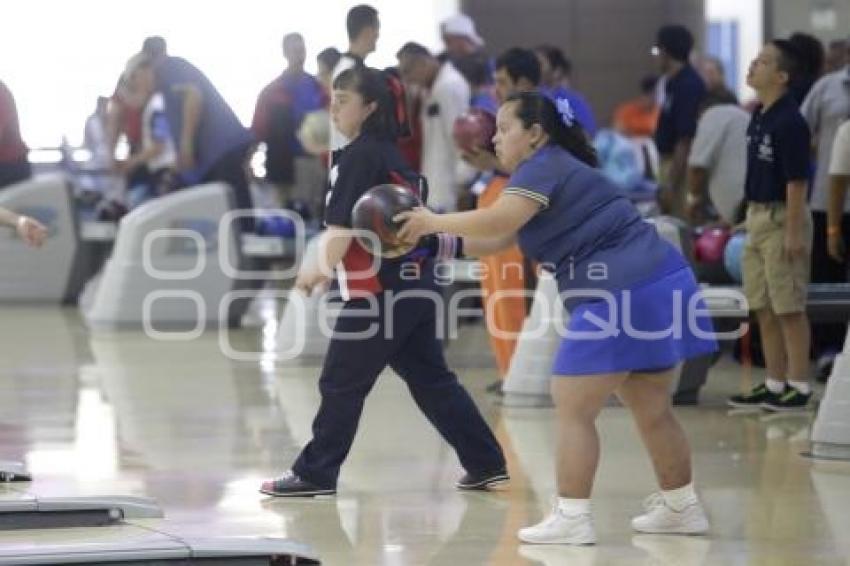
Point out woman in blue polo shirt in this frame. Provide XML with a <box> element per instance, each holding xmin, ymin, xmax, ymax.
<box><xmin>397</xmin><ymin>92</ymin><xmax>717</xmax><ymax>545</ymax></box>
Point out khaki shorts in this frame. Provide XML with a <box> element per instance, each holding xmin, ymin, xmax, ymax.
<box><xmin>742</xmin><ymin>203</ymin><xmax>812</xmax><ymax>314</ymax></box>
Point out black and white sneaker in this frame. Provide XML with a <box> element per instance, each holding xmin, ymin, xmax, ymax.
<box><xmin>456</xmin><ymin>469</ymin><xmax>510</xmax><ymax>491</ymax></box>
<box><xmin>260</xmin><ymin>471</ymin><xmax>336</xmax><ymax>497</ymax></box>
<box><xmin>727</xmin><ymin>384</ymin><xmax>783</xmax><ymax>409</ymax></box>
<box><xmin>761</xmin><ymin>387</ymin><xmax>812</xmax><ymax>412</ymax></box>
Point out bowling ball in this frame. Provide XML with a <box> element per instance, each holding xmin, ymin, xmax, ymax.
<box><xmin>724</xmin><ymin>232</ymin><xmax>746</xmax><ymax>284</ymax></box>
<box><xmin>452</xmin><ymin>108</ymin><xmax>497</xmax><ymax>153</ymax></box>
<box><xmin>693</xmin><ymin>226</ymin><xmax>731</xmax><ymax>263</ymax></box>
<box><xmin>351</xmin><ymin>184</ymin><xmax>421</xmax><ymax>258</ymax></box>
<box><xmin>257</xmin><ymin>214</ymin><xmax>296</xmax><ymax>238</ymax></box>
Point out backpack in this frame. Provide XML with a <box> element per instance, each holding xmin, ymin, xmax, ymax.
<box><xmin>383</xmin><ymin>70</ymin><xmax>412</xmax><ymax>140</ymax></box>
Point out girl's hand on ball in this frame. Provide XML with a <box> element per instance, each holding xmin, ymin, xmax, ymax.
<box><xmin>395</xmin><ymin>207</ymin><xmax>438</xmax><ymax>243</ymax></box>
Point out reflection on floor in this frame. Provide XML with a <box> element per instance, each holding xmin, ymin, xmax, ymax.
<box><xmin>0</xmin><ymin>306</ymin><xmax>847</xmax><ymax>565</ymax></box>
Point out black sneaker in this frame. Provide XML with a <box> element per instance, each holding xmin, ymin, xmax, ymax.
<box><xmin>260</xmin><ymin>471</ymin><xmax>336</xmax><ymax>497</ymax></box>
<box><xmin>727</xmin><ymin>384</ymin><xmax>783</xmax><ymax>409</ymax></box>
<box><xmin>761</xmin><ymin>387</ymin><xmax>812</xmax><ymax>412</ymax></box>
<box><xmin>486</xmin><ymin>380</ymin><xmax>504</xmax><ymax>396</ymax></box>
<box><xmin>456</xmin><ymin>469</ymin><xmax>510</xmax><ymax>491</ymax></box>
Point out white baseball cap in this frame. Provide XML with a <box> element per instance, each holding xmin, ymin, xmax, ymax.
<box><xmin>441</xmin><ymin>14</ymin><xmax>484</xmax><ymax>47</ymax></box>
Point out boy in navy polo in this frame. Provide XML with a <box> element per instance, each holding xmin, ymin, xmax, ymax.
<box><xmin>653</xmin><ymin>25</ymin><xmax>706</xmax><ymax>218</ymax></box>
<box><xmin>728</xmin><ymin>40</ymin><xmax>814</xmax><ymax>411</ymax></box>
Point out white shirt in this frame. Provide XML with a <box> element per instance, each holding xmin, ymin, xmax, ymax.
<box><xmin>800</xmin><ymin>66</ymin><xmax>850</xmax><ymax>212</ymax></box>
<box><xmin>829</xmin><ymin>119</ymin><xmax>850</xmax><ymax>177</ymax></box>
<box><xmin>142</xmin><ymin>92</ymin><xmax>177</xmax><ymax>172</ymax></box>
<box><xmin>420</xmin><ymin>62</ymin><xmax>470</xmax><ymax>212</ymax></box>
<box><xmin>328</xmin><ymin>55</ymin><xmax>360</xmax><ymax>151</ymax></box>
<box><xmin>688</xmin><ymin>104</ymin><xmax>748</xmax><ymax>224</ymax></box>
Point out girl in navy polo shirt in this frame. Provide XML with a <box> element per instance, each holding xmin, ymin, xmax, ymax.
<box><xmin>260</xmin><ymin>66</ymin><xmax>506</xmax><ymax>498</ymax></box>
<box><xmin>398</xmin><ymin>92</ymin><xmax>717</xmax><ymax>545</ymax></box>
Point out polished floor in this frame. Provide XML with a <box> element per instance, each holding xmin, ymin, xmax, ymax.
<box><xmin>1</xmin><ymin>305</ymin><xmax>849</xmax><ymax>565</ymax></box>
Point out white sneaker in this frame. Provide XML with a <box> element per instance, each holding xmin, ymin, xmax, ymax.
<box><xmin>631</xmin><ymin>493</ymin><xmax>709</xmax><ymax>535</ymax></box>
<box><xmin>518</xmin><ymin>504</ymin><xmax>596</xmax><ymax>545</ymax></box>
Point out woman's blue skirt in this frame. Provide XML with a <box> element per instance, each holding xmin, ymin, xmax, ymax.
<box><xmin>552</xmin><ymin>265</ymin><xmax>719</xmax><ymax>376</ymax></box>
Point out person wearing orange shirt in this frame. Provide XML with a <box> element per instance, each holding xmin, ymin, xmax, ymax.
<box><xmin>613</xmin><ymin>75</ymin><xmax>660</xmax><ymax>138</ymax></box>
<box><xmin>460</xmin><ymin>47</ymin><xmax>543</xmax><ymax>382</ymax></box>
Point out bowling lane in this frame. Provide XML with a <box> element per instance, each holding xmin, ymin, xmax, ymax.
<box><xmin>0</xmin><ymin>305</ymin><xmax>847</xmax><ymax>565</ymax></box>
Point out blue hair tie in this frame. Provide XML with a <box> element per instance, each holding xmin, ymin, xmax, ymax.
<box><xmin>555</xmin><ymin>97</ymin><xmax>575</xmax><ymax>128</ymax></box>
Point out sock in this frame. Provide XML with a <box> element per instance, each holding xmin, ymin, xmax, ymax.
<box><xmin>661</xmin><ymin>483</ymin><xmax>698</xmax><ymax>512</ymax></box>
<box><xmin>787</xmin><ymin>380</ymin><xmax>812</xmax><ymax>395</ymax></box>
<box><xmin>765</xmin><ymin>377</ymin><xmax>785</xmax><ymax>394</ymax></box>
<box><xmin>557</xmin><ymin>497</ymin><xmax>591</xmax><ymax>516</ymax></box>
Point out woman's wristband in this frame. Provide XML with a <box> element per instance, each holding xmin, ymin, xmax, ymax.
<box><xmin>422</xmin><ymin>233</ymin><xmax>464</xmax><ymax>259</ymax></box>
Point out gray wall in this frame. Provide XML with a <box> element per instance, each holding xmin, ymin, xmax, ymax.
<box><xmin>463</xmin><ymin>0</ymin><xmax>705</xmax><ymax>129</ymax></box>
<box><xmin>767</xmin><ymin>0</ymin><xmax>850</xmax><ymax>42</ymax></box>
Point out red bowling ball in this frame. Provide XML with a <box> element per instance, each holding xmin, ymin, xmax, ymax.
<box><xmin>351</xmin><ymin>184</ymin><xmax>422</xmax><ymax>258</ymax></box>
<box><xmin>452</xmin><ymin>108</ymin><xmax>497</xmax><ymax>153</ymax></box>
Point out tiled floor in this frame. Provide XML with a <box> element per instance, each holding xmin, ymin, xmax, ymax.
<box><xmin>0</xmin><ymin>305</ymin><xmax>848</xmax><ymax>565</ymax></box>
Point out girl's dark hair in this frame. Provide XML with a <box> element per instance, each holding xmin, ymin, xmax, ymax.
<box><xmin>333</xmin><ymin>66</ymin><xmax>399</xmax><ymax>141</ymax></box>
<box><xmin>504</xmin><ymin>92</ymin><xmax>598</xmax><ymax>167</ymax></box>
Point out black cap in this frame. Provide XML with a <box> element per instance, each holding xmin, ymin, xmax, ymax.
<box><xmin>655</xmin><ymin>25</ymin><xmax>694</xmax><ymax>62</ymax></box>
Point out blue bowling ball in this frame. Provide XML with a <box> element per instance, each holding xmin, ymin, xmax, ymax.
<box><xmin>257</xmin><ymin>214</ymin><xmax>296</xmax><ymax>238</ymax></box>
<box><xmin>724</xmin><ymin>232</ymin><xmax>746</xmax><ymax>284</ymax></box>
